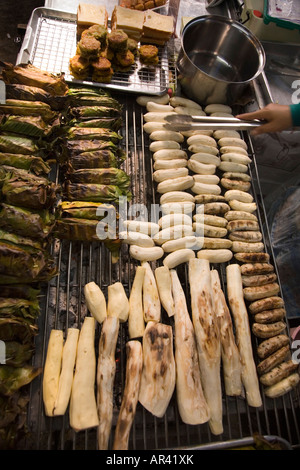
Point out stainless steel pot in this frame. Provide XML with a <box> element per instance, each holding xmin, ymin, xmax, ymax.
<box><xmin>177</xmin><ymin>15</ymin><xmax>266</xmax><ymax>106</ymax></box>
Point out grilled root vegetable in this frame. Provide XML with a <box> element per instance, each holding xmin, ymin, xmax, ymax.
<box><xmin>189</xmin><ymin>259</ymin><xmax>223</xmax><ymax>435</ymax></box>
<box><xmin>142</xmin><ymin>261</ymin><xmax>161</xmax><ymax>323</ymax></box>
<box><xmin>226</xmin><ymin>264</ymin><xmax>262</xmax><ymax>407</ymax></box>
<box><xmin>84</xmin><ymin>282</ymin><xmax>107</xmax><ymax>323</ymax></box>
<box><xmin>139</xmin><ymin>321</ymin><xmax>176</xmax><ymax>418</ymax></box>
<box><xmin>97</xmin><ymin>316</ymin><xmax>119</xmax><ymax>450</ymax></box>
<box><xmin>69</xmin><ymin>317</ymin><xmax>99</xmax><ymax>431</ymax></box>
<box><xmin>113</xmin><ymin>340</ymin><xmax>143</xmax><ymax>450</ymax></box>
<box><xmin>264</xmin><ymin>373</ymin><xmax>300</xmax><ymax>398</ymax></box>
<box><xmin>154</xmin><ymin>266</ymin><xmax>175</xmax><ymax>317</ymax></box>
<box><xmin>171</xmin><ymin>269</ymin><xmax>210</xmax><ymax>424</ymax></box>
<box><xmin>43</xmin><ymin>329</ymin><xmax>64</xmax><ymax>416</ymax></box>
<box><xmin>107</xmin><ymin>282</ymin><xmax>129</xmax><ymax>322</ymax></box>
<box><xmin>53</xmin><ymin>328</ymin><xmax>79</xmax><ymax>416</ymax></box>
<box><xmin>128</xmin><ymin>266</ymin><xmax>146</xmax><ymax>339</ymax></box>
<box><xmin>211</xmin><ymin>269</ymin><xmax>242</xmax><ymax>396</ymax></box>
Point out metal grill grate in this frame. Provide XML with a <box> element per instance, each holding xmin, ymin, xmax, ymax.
<box><xmin>25</xmin><ymin>95</ymin><xmax>300</xmax><ymax>451</ymax></box>
<box><xmin>25</xmin><ymin>8</ymin><xmax>176</xmax><ymax>96</ymax></box>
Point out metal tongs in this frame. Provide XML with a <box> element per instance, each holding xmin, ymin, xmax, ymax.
<box><xmin>163</xmin><ymin>114</ymin><xmax>265</xmax><ymax>131</ymax></box>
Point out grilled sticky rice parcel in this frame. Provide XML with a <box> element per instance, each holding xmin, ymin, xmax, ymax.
<box><xmin>139</xmin><ymin>45</ymin><xmax>159</xmax><ymax>65</ymax></box>
<box><xmin>91</xmin><ymin>56</ymin><xmax>114</xmax><ymax>83</ymax></box>
<box><xmin>69</xmin><ymin>55</ymin><xmax>90</xmax><ymax>80</ymax></box>
<box><xmin>81</xmin><ymin>24</ymin><xmax>107</xmax><ymax>49</ymax></box>
<box><xmin>107</xmin><ymin>29</ymin><xmax>128</xmax><ymax>52</ymax></box>
<box><xmin>77</xmin><ymin>35</ymin><xmax>101</xmax><ymax>60</ymax></box>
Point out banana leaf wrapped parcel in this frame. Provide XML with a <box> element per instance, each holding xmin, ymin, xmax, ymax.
<box><xmin>68</xmin><ymin>105</ymin><xmax>122</xmax><ymax>119</ymax></box>
<box><xmin>0</xmin><ymin>166</ymin><xmax>59</xmax><ymax>210</ymax></box>
<box><xmin>64</xmin><ymin>181</ymin><xmax>132</xmax><ymax>202</ymax></box>
<box><xmin>1</xmin><ymin>62</ymin><xmax>69</xmax><ymax>96</ymax></box>
<box><xmin>67</xmin><ymin>167</ymin><xmax>130</xmax><ymax>189</ymax></box>
<box><xmin>66</xmin><ymin>149</ymin><xmax>122</xmax><ymax>170</ymax></box>
<box><xmin>0</xmin><ymin>152</ymin><xmax>51</xmax><ymax>176</ymax></box>
<box><xmin>66</xmin><ymin>87</ymin><xmax>121</xmax><ymax>108</ymax></box>
<box><xmin>0</xmin><ymin>133</ymin><xmax>40</xmax><ymax>156</ymax></box>
<box><xmin>0</xmin><ymin>203</ymin><xmax>55</xmax><ymax>240</ymax></box>
<box><xmin>5</xmin><ymin>83</ymin><xmax>67</xmax><ymax>110</ymax></box>
<box><xmin>0</xmin><ymin>365</ymin><xmax>42</xmax><ymax>397</ymax></box>
<box><xmin>0</xmin><ymin>100</ymin><xmax>58</xmax><ymax>123</ymax></box>
<box><xmin>57</xmin><ymin>200</ymin><xmax>118</xmax><ymax>221</ymax></box>
<box><xmin>68</xmin><ymin>117</ymin><xmax>122</xmax><ymax>131</ymax></box>
<box><xmin>65</xmin><ymin>127</ymin><xmax>122</xmax><ymax>143</ymax></box>
<box><xmin>3</xmin><ymin>341</ymin><xmax>34</xmax><ymax>368</ymax></box>
<box><xmin>54</xmin><ymin>217</ymin><xmax>122</xmax><ymax>262</ymax></box>
<box><xmin>0</xmin><ymin>115</ymin><xmax>51</xmax><ymax>138</ymax></box>
<box><xmin>0</xmin><ymin>297</ymin><xmax>40</xmax><ymax>323</ymax></box>
<box><xmin>0</xmin><ymin>241</ymin><xmax>48</xmax><ymax>280</ymax></box>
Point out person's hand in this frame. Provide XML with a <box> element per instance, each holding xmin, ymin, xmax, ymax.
<box><xmin>236</xmin><ymin>103</ymin><xmax>293</xmax><ymax>136</ymax></box>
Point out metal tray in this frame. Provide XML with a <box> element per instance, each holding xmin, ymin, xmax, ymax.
<box><xmin>16</xmin><ymin>7</ymin><xmax>177</xmax><ymax>96</ymax></box>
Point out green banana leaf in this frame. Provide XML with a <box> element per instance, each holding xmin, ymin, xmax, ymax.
<box><xmin>67</xmin><ymin>149</ymin><xmax>119</xmax><ymax>170</ymax></box>
<box><xmin>58</xmin><ymin>200</ymin><xmax>118</xmax><ymax>221</ymax></box>
<box><xmin>0</xmin><ymin>133</ymin><xmax>40</xmax><ymax>155</ymax></box>
<box><xmin>0</xmin><ymin>256</ymin><xmax>57</xmax><ymax>284</ymax></box>
<box><xmin>0</xmin><ymin>173</ymin><xmax>59</xmax><ymax>210</ymax></box>
<box><xmin>0</xmin><ymin>297</ymin><xmax>40</xmax><ymax>322</ymax></box>
<box><xmin>0</xmin><ymin>152</ymin><xmax>51</xmax><ymax>175</ymax></box>
<box><xmin>1</xmin><ymin>62</ymin><xmax>69</xmax><ymax>96</ymax></box>
<box><xmin>0</xmin><ymin>241</ymin><xmax>47</xmax><ymax>279</ymax></box>
<box><xmin>68</xmin><ymin>117</ymin><xmax>122</xmax><ymax>131</ymax></box>
<box><xmin>65</xmin><ymin>127</ymin><xmax>122</xmax><ymax>143</ymax></box>
<box><xmin>54</xmin><ymin>217</ymin><xmax>121</xmax><ymax>262</ymax></box>
<box><xmin>2</xmin><ymin>341</ymin><xmax>34</xmax><ymax>368</ymax></box>
<box><xmin>0</xmin><ymin>203</ymin><xmax>55</xmax><ymax>239</ymax></box>
<box><xmin>0</xmin><ymin>365</ymin><xmax>42</xmax><ymax>397</ymax></box>
<box><xmin>67</xmin><ymin>167</ymin><xmax>130</xmax><ymax>189</ymax></box>
<box><xmin>0</xmin><ymin>99</ymin><xmax>58</xmax><ymax>123</ymax></box>
<box><xmin>0</xmin><ymin>284</ymin><xmax>40</xmax><ymax>301</ymax></box>
<box><xmin>0</xmin><ymin>228</ymin><xmax>45</xmax><ymax>251</ymax></box>
<box><xmin>64</xmin><ymin>139</ymin><xmax>118</xmax><ymax>156</ymax></box>
<box><xmin>5</xmin><ymin>83</ymin><xmax>67</xmax><ymax>110</ymax></box>
<box><xmin>0</xmin><ymin>115</ymin><xmax>50</xmax><ymax>138</ymax></box>
<box><xmin>0</xmin><ymin>317</ymin><xmax>38</xmax><ymax>344</ymax></box>
<box><xmin>64</xmin><ymin>181</ymin><xmax>132</xmax><ymax>202</ymax></box>
<box><xmin>68</xmin><ymin>105</ymin><xmax>122</xmax><ymax>118</ymax></box>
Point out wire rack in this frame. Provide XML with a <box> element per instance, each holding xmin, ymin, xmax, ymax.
<box><xmin>24</xmin><ymin>93</ymin><xmax>300</xmax><ymax>451</ymax></box>
<box><xmin>20</xmin><ymin>7</ymin><xmax>176</xmax><ymax>96</ymax></box>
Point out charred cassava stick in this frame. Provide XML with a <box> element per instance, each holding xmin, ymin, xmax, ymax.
<box><xmin>113</xmin><ymin>340</ymin><xmax>143</xmax><ymax>450</ymax></box>
<box><xmin>226</xmin><ymin>264</ymin><xmax>262</xmax><ymax>408</ymax></box>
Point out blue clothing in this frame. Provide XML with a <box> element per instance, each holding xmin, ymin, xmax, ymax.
<box><xmin>290</xmin><ymin>103</ymin><xmax>300</xmax><ymax>126</ymax></box>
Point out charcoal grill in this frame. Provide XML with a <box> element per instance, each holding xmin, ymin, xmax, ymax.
<box><xmin>23</xmin><ymin>93</ymin><xmax>300</xmax><ymax>451</ymax></box>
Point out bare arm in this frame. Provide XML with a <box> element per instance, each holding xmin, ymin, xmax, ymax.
<box><xmin>236</xmin><ymin>103</ymin><xmax>293</xmax><ymax>136</ymax></box>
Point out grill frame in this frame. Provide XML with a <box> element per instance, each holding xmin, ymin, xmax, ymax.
<box><xmin>24</xmin><ymin>94</ymin><xmax>300</xmax><ymax>451</ymax></box>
